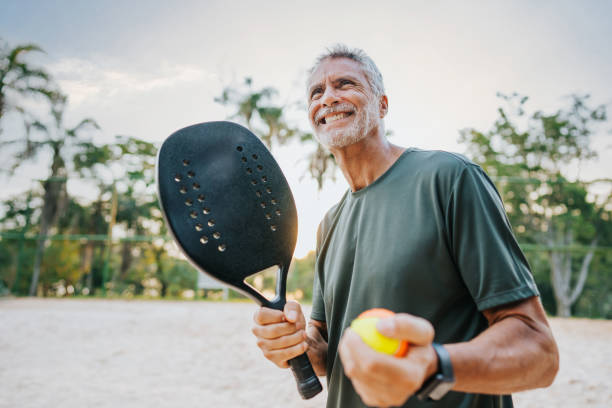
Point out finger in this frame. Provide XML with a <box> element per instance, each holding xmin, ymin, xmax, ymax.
<box><xmin>257</xmin><ymin>329</ymin><xmax>307</xmax><ymax>351</ymax></box>
<box><xmin>350</xmin><ymin>377</ymin><xmax>384</xmax><ymax>407</ymax></box>
<box><xmin>263</xmin><ymin>341</ymin><xmax>308</xmax><ymax>366</ymax></box>
<box><xmin>283</xmin><ymin>301</ymin><xmax>304</xmax><ymax>326</ymax></box>
<box><xmin>343</xmin><ymin>345</ymin><xmax>408</xmax><ymax>408</ymax></box>
<box><xmin>376</xmin><ymin>314</ymin><xmax>434</xmax><ymax>345</ymax></box>
<box><xmin>350</xmin><ymin>376</ymin><xmax>400</xmax><ymax>408</ymax></box>
<box><xmin>341</xmin><ymin>330</ymin><xmax>420</xmax><ymax>386</ymax></box>
<box><xmin>252</xmin><ymin>322</ymin><xmax>301</xmax><ymax>339</ymax></box>
<box><xmin>339</xmin><ymin>329</ymin><xmax>369</xmax><ymax>358</ymax></box>
<box><xmin>339</xmin><ymin>329</ymin><xmax>374</xmax><ymax>377</ymax></box>
<box><xmin>253</xmin><ymin>307</ymin><xmax>285</xmax><ymax>325</ymax></box>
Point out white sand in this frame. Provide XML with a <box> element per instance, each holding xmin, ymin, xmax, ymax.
<box><xmin>0</xmin><ymin>298</ymin><xmax>610</xmax><ymax>408</ymax></box>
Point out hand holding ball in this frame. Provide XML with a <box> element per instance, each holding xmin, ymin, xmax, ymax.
<box><xmin>350</xmin><ymin>308</ymin><xmax>409</xmax><ymax>357</ymax></box>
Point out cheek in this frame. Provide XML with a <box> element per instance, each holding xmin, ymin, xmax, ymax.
<box><xmin>308</xmin><ymin>105</ymin><xmax>318</xmax><ymax>124</ymax></box>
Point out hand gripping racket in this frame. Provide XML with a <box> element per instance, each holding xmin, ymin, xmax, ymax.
<box><xmin>156</xmin><ymin>121</ymin><xmax>323</xmax><ymax>399</ymax></box>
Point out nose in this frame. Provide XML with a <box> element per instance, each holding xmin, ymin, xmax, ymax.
<box><xmin>320</xmin><ymin>86</ymin><xmax>340</xmax><ymax>107</ymax></box>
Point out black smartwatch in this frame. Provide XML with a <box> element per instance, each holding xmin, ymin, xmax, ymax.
<box><xmin>415</xmin><ymin>343</ymin><xmax>455</xmax><ymax>401</ymax></box>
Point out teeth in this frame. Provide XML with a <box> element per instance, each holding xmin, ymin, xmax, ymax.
<box><xmin>325</xmin><ymin>112</ymin><xmax>349</xmax><ymax>124</ymax></box>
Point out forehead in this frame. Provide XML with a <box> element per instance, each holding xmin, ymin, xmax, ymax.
<box><xmin>307</xmin><ymin>57</ymin><xmax>369</xmax><ymax>88</ymax></box>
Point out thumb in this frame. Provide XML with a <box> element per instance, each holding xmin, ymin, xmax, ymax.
<box><xmin>283</xmin><ymin>301</ymin><xmax>304</xmax><ymax>326</ymax></box>
<box><xmin>376</xmin><ymin>314</ymin><xmax>434</xmax><ymax>346</ymax></box>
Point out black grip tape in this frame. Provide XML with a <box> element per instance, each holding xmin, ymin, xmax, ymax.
<box><xmin>288</xmin><ymin>352</ymin><xmax>323</xmax><ymax>399</ymax></box>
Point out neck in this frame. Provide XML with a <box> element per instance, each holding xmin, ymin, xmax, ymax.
<box><xmin>328</xmin><ymin>126</ymin><xmax>406</xmax><ymax>192</ymax></box>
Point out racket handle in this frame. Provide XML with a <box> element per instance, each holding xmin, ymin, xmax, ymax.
<box><xmin>288</xmin><ymin>352</ymin><xmax>323</xmax><ymax>399</ymax></box>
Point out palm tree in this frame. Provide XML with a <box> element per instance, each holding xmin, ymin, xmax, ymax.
<box><xmin>0</xmin><ymin>39</ymin><xmax>62</xmax><ymax>125</ymax></box>
<box><xmin>3</xmin><ymin>95</ymin><xmax>100</xmax><ymax>295</ymax></box>
<box><xmin>215</xmin><ymin>77</ymin><xmax>299</xmax><ymax>148</ymax></box>
<box><xmin>215</xmin><ymin>77</ymin><xmax>337</xmax><ymax>189</ymax></box>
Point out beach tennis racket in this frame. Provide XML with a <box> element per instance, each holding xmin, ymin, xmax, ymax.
<box><xmin>156</xmin><ymin>121</ymin><xmax>323</xmax><ymax>399</ymax></box>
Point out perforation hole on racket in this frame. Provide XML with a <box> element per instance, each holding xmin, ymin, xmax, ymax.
<box><xmin>156</xmin><ymin>121</ymin><xmax>322</xmax><ymax>400</ymax></box>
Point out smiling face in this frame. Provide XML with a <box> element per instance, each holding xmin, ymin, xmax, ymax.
<box><xmin>307</xmin><ymin>57</ymin><xmax>385</xmax><ymax>149</ymax></box>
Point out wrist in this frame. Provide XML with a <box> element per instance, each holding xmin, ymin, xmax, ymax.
<box><xmin>416</xmin><ymin>343</ymin><xmax>456</xmax><ymax>401</ymax></box>
<box><xmin>424</xmin><ymin>344</ymin><xmax>439</xmax><ymax>380</ymax></box>
<box><xmin>306</xmin><ymin>326</ymin><xmax>328</xmax><ymax>376</ymax></box>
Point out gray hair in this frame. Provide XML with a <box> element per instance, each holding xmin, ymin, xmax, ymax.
<box><xmin>307</xmin><ymin>44</ymin><xmax>385</xmax><ymax>97</ymax></box>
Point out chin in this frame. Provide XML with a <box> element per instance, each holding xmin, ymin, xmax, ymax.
<box><xmin>315</xmin><ymin>116</ymin><xmax>373</xmax><ymax>148</ymax></box>
<box><xmin>316</xmin><ymin>129</ymin><xmax>367</xmax><ymax>148</ymax></box>
<box><xmin>315</xmin><ymin>103</ymin><xmax>380</xmax><ymax>148</ymax></box>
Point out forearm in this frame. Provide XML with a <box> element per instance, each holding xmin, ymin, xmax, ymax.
<box><xmin>445</xmin><ymin>311</ymin><xmax>559</xmax><ymax>394</ymax></box>
<box><xmin>306</xmin><ymin>321</ymin><xmax>328</xmax><ymax>376</ymax></box>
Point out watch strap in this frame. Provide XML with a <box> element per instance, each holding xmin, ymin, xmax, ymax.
<box><xmin>415</xmin><ymin>343</ymin><xmax>456</xmax><ymax>401</ymax></box>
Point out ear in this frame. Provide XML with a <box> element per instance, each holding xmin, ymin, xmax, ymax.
<box><xmin>379</xmin><ymin>95</ymin><xmax>389</xmax><ymax>118</ymax></box>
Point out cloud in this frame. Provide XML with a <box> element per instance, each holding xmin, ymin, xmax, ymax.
<box><xmin>48</xmin><ymin>58</ymin><xmax>217</xmax><ymax>106</ymax></box>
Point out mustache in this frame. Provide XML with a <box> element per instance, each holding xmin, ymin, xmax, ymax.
<box><xmin>314</xmin><ymin>103</ymin><xmax>355</xmax><ymax>123</ymax></box>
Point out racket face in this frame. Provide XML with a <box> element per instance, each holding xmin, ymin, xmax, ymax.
<box><xmin>156</xmin><ymin>121</ymin><xmax>298</xmax><ymax>306</ymax></box>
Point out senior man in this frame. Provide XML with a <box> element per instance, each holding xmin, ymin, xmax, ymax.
<box><xmin>251</xmin><ymin>45</ymin><xmax>559</xmax><ymax>408</ymax></box>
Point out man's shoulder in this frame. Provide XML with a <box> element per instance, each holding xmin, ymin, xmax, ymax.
<box><xmin>321</xmin><ymin>191</ymin><xmax>348</xmax><ymax>227</ymax></box>
<box><xmin>408</xmin><ymin>148</ymin><xmax>476</xmax><ymax>170</ymax></box>
<box><xmin>401</xmin><ymin>148</ymin><xmax>481</xmax><ymax>186</ymax></box>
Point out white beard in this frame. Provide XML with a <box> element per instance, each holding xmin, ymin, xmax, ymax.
<box><xmin>314</xmin><ymin>100</ymin><xmax>380</xmax><ymax>148</ymax></box>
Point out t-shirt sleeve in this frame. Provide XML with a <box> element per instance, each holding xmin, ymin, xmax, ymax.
<box><xmin>310</xmin><ymin>271</ymin><xmax>325</xmax><ymax>322</ymax></box>
<box><xmin>446</xmin><ymin>164</ymin><xmax>539</xmax><ymax>311</ymax></box>
<box><xmin>310</xmin><ymin>222</ymin><xmax>326</xmax><ymax>322</ymax></box>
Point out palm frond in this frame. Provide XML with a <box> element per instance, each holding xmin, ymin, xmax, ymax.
<box><xmin>66</xmin><ymin>118</ymin><xmax>100</xmax><ymax>137</ymax></box>
<box><xmin>8</xmin><ymin>44</ymin><xmax>44</xmax><ymax>66</ymax></box>
<box><xmin>15</xmin><ymin>67</ymin><xmax>50</xmax><ymax>82</ymax></box>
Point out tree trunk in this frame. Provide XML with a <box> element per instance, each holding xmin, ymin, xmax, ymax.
<box><xmin>154</xmin><ymin>248</ymin><xmax>166</xmax><ymax>297</ymax></box>
<box><xmin>82</xmin><ymin>242</ymin><xmax>94</xmax><ymax>294</ymax></box>
<box><xmin>29</xmin><ymin>223</ymin><xmax>50</xmax><ymax>296</ymax></box>
<box><xmin>119</xmin><ymin>240</ymin><xmax>133</xmax><ymax>281</ymax></box>
<box><xmin>549</xmin><ymin>232</ymin><xmax>597</xmax><ymax>317</ymax></box>
<box><xmin>85</xmin><ymin>194</ymin><xmax>105</xmax><ymax>294</ymax></box>
<box><xmin>555</xmin><ymin>298</ymin><xmax>572</xmax><ymax>318</ymax></box>
<box><xmin>29</xmin><ymin>156</ymin><xmax>67</xmax><ymax>296</ymax></box>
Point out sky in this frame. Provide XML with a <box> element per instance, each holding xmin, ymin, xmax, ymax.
<box><xmin>1</xmin><ymin>0</ymin><xmax>612</xmax><ymax>257</ymax></box>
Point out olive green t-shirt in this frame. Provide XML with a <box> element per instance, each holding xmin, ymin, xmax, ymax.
<box><xmin>311</xmin><ymin>148</ymin><xmax>539</xmax><ymax>408</ymax></box>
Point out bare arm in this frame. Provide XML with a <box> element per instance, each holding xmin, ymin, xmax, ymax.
<box><xmin>306</xmin><ymin>319</ymin><xmax>328</xmax><ymax>376</ymax></box>
<box><xmin>446</xmin><ymin>296</ymin><xmax>559</xmax><ymax>393</ymax></box>
<box><xmin>339</xmin><ymin>296</ymin><xmax>559</xmax><ymax>407</ymax></box>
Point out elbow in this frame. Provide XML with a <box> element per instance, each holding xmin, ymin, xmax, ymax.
<box><xmin>537</xmin><ymin>331</ymin><xmax>560</xmax><ymax>388</ymax></box>
<box><xmin>543</xmin><ymin>346</ymin><xmax>559</xmax><ymax>388</ymax></box>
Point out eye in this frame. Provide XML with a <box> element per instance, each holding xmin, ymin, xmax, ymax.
<box><xmin>338</xmin><ymin>78</ymin><xmax>354</xmax><ymax>87</ymax></box>
<box><xmin>310</xmin><ymin>87</ymin><xmax>323</xmax><ymax>100</ymax></box>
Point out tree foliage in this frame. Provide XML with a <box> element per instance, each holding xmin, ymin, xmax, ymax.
<box><xmin>215</xmin><ymin>77</ymin><xmax>337</xmax><ymax>189</ymax></box>
<box><xmin>0</xmin><ymin>39</ymin><xmax>63</xmax><ymax>133</ymax></box>
<box><xmin>1</xmin><ymin>37</ymin><xmax>610</xmax><ymax>316</ymax></box>
<box><xmin>460</xmin><ymin>93</ymin><xmax>612</xmax><ymax>316</ymax></box>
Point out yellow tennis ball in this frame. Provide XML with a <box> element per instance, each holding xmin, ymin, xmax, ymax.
<box><xmin>350</xmin><ymin>308</ymin><xmax>408</xmax><ymax>357</ymax></box>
